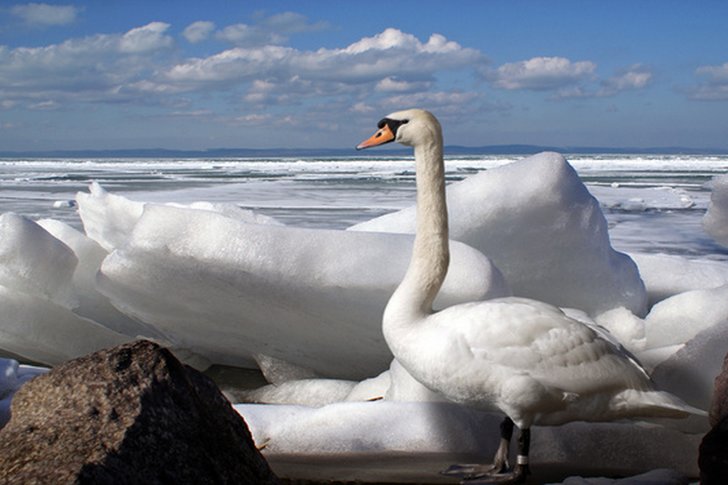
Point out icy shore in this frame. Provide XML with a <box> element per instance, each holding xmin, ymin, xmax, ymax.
<box><xmin>1</xmin><ymin>152</ymin><xmax>727</xmax><ymax>482</ymax></box>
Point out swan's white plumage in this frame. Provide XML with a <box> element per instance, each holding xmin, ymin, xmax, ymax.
<box><xmin>387</xmin><ymin>295</ymin><xmax>694</xmax><ymax>429</ymax></box>
<box><xmin>361</xmin><ymin>109</ymin><xmax>702</xmax><ymax>435</ymax></box>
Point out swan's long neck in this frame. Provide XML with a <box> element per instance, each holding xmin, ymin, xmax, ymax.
<box><xmin>385</xmin><ymin>135</ymin><xmax>449</xmax><ymax>325</ymax></box>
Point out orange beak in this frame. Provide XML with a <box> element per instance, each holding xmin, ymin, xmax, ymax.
<box><xmin>356</xmin><ymin>123</ymin><xmax>395</xmax><ymax>150</ymax></box>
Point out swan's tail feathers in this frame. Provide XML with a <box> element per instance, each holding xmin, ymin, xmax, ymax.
<box><xmin>611</xmin><ymin>389</ymin><xmax>708</xmax><ymax>419</ymax></box>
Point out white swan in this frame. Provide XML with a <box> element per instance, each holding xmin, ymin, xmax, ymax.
<box><xmin>356</xmin><ymin>109</ymin><xmax>704</xmax><ymax>483</ymax></box>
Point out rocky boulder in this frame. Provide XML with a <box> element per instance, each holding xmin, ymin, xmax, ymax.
<box><xmin>699</xmin><ymin>351</ymin><xmax>728</xmax><ymax>483</ymax></box>
<box><xmin>0</xmin><ymin>340</ymin><xmax>278</xmax><ymax>484</ymax></box>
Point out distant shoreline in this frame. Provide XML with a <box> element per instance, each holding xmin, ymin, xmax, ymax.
<box><xmin>2</xmin><ymin>144</ymin><xmax>728</xmax><ymax>159</ymax></box>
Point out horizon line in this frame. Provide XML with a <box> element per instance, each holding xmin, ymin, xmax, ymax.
<box><xmin>2</xmin><ymin>143</ymin><xmax>728</xmax><ymax>158</ymax></box>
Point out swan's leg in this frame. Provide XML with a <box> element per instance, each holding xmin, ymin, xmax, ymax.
<box><xmin>493</xmin><ymin>417</ymin><xmax>514</xmax><ymax>472</ymax></box>
<box><xmin>458</xmin><ymin>427</ymin><xmax>531</xmax><ymax>484</ymax></box>
<box><xmin>440</xmin><ymin>416</ymin><xmax>514</xmax><ymax>479</ymax></box>
<box><xmin>511</xmin><ymin>427</ymin><xmax>531</xmax><ymax>482</ymax></box>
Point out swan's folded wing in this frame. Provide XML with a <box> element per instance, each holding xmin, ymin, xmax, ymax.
<box><xmin>446</xmin><ymin>298</ymin><xmax>652</xmax><ymax>395</ymax></box>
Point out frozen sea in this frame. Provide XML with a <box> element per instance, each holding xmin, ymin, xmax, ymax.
<box><xmin>2</xmin><ymin>153</ymin><xmax>727</xmax><ymax>261</ymax></box>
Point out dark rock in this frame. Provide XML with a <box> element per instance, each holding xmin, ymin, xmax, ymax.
<box><xmin>709</xmin><ymin>352</ymin><xmax>728</xmax><ymax>427</ymax></box>
<box><xmin>0</xmin><ymin>340</ymin><xmax>279</xmax><ymax>484</ymax></box>
<box><xmin>700</xmin><ymin>418</ymin><xmax>728</xmax><ymax>484</ymax></box>
<box><xmin>699</xmin><ymin>351</ymin><xmax>728</xmax><ymax>484</ymax></box>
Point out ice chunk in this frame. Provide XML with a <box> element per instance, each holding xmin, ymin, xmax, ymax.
<box><xmin>37</xmin><ymin>219</ymin><xmax>107</xmax><ymax>291</ymax></box>
<box><xmin>0</xmin><ymin>358</ymin><xmax>47</xmax><ymax>427</ymax></box>
<box><xmin>597</xmin><ymin>285</ymin><xmax>728</xmax><ymax>375</ymax></box>
<box><xmin>37</xmin><ymin>218</ymin><xmax>163</xmax><ymax>339</ymax></box>
<box><xmin>238</xmin><ymin>401</ymin><xmax>497</xmax><ymax>456</ymax></box>
<box><xmin>595</xmin><ymin>307</ymin><xmax>647</xmax><ymax>354</ymax></box>
<box><xmin>631</xmin><ymin>252</ymin><xmax>728</xmax><ymax>305</ymax></box>
<box><xmin>255</xmin><ymin>354</ymin><xmax>319</xmax><ymax>385</ymax></box>
<box><xmin>0</xmin><ymin>284</ymin><xmax>130</xmax><ymax>366</ymax></box>
<box><xmin>703</xmin><ymin>174</ymin><xmax>728</xmax><ymax>247</ymax></box>
<box><xmin>651</xmin><ymin>316</ymin><xmax>728</xmax><ymax>414</ymax></box>
<box><xmin>96</xmin><ymin>203</ymin><xmax>509</xmax><ymax>379</ymax></box>
<box><xmin>550</xmin><ymin>468</ymin><xmax>690</xmax><ymax>484</ymax></box>
<box><xmin>592</xmin><ymin>185</ymin><xmax>697</xmax><ymax>211</ymax></box>
<box><xmin>345</xmin><ymin>370</ymin><xmax>390</xmax><ymax>402</ymax></box>
<box><xmin>0</xmin><ymin>213</ymin><xmax>77</xmax><ymax>308</ymax></box>
<box><xmin>168</xmin><ymin>201</ymin><xmax>282</xmax><ymax>226</ymax></box>
<box><xmin>77</xmin><ymin>182</ymin><xmax>282</xmax><ymax>253</ymax></box>
<box><xmin>76</xmin><ymin>182</ymin><xmax>145</xmax><ymax>252</ymax></box>
<box><xmin>645</xmin><ymin>285</ymin><xmax>728</xmax><ymax>350</ymax></box>
<box><xmin>637</xmin><ymin>285</ymin><xmax>728</xmax><ymax>414</ymax></box>
<box><xmin>235</xmin><ymin>401</ymin><xmax>701</xmax><ymax>481</ymax></box>
<box><xmin>240</xmin><ymin>359</ymin><xmax>447</xmax><ymax>406</ymax></box>
<box><xmin>0</xmin><ymin>212</ymin><xmax>133</xmax><ymax>366</ymax></box>
<box><xmin>384</xmin><ymin>358</ymin><xmax>445</xmax><ymax>402</ymax></box>
<box><xmin>350</xmin><ymin>153</ymin><xmax>646</xmax><ymax>316</ymax></box>
<box><xmin>239</xmin><ymin>379</ymin><xmax>358</xmax><ymax>407</ymax></box>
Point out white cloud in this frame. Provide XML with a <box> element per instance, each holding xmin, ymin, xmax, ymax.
<box><xmin>234</xmin><ymin>113</ymin><xmax>272</xmax><ymax>124</ymax></box>
<box><xmin>260</xmin><ymin>11</ymin><xmax>328</xmax><ymax>34</ymax></box>
<box><xmin>216</xmin><ymin>23</ymin><xmax>285</xmax><ymax>46</ymax></box>
<box><xmin>183</xmin><ymin>21</ymin><xmax>216</xmax><ymax>44</ymax></box>
<box><xmin>214</xmin><ymin>12</ymin><xmax>327</xmax><ymax>47</ymax></box>
<box><xmin>165</xmin><ymin>45</ymin><xmax>294</xmax><ymax>83</ymax></box>
<box><xmin>490</xmin><ymin>56</ymin><xmax>596</xmax><ymax>91</ymax></box>
<box><xmin>343</xmin><ymin>29</ymin><xmax>467</xmax><ymax>57</ymax></box>
<box><xmin>0</xmin><ymin>23</ymin><xmax>175</xmax><ymax>106</ymax></box>
<box><xmin>382</xmin><ymin>90</ymin><xmax>481</xmax><ymax>109</ymax></box>
<box><xmin>350</xmin><ymin>102</ymin><xmax>375</xmax><ymax>114</ymax></box>
<box><xmin>697</xmin><ymin>62</ymin><xmax>728</xmax><ymax>81</ymax></box>
<box><xmin>598</xmin><ymin>64</ymin><xmax>652</xmax><ymax>96</ymax></box>
<box><xmin>28</xmin><ymin>100</ymin><xmax>60</xmax><ymax>110</ymax></box>
<box><xmin>690</xmin><ymin>62</ymin><xmax>728</xmax><ymax>100</ymax></box>
<box><xmin>11</xmin><ymin>3</ymin><xmax>79</xmax><ymax>26</ymax></box>
<box><xmin>376</xmin><ymin>77</ymin><xmax>431</xmax><ymax>93</ymax></box>
<box><xmin>489</xmin><ymin>58</ymin><xmax>654</xmax><ymax>100</ymax></box>
<box><xmin>243</xmin><ymin>80</ymin><xmax>276</xmax><ymax>104</ymax></box>
<box><xmin>0</xmin><ymin>24</ymin><xmax>488</xmax><ymax>122</ymax></box>
<box><xmin>344</xmin><ymin>28</ymin><xmax>421</xmax><ymax>54</ymax></box>
<box><xmin>163</xmin><ymin>28</ymin><xmax>482</xmax><ymax>88</ymax></box>
<box><xmin>119</xmin><ymin>22</ymin><xmax>174</xmax><ymax>54</ymax></box>
<box><xmin>294</xmin><ymin>28</ymin><xmax>482</xmax><ymax>82</ymax></box>
<box><xmin>167</xmin><ymin>109</ymin><xmax>214</xmax><ymax>118</ymax></box>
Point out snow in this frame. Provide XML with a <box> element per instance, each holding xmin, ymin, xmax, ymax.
<box><xmin>1</xmin><ymin>151</ymin><xmax>726</xmax><ymax>482</ymax></box>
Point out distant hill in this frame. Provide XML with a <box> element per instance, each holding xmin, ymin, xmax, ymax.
<box><xmin>1</xmin><ymin>144</ymin><xmax>726</xmax><ymax>158</ymax></box>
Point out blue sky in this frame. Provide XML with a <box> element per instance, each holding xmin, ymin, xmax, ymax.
<box><xmin>1</xmin><ymin>1</ymin><xmax>727</xmax><ymax>151</ymax></box>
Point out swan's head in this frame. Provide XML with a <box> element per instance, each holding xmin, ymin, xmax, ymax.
<box><xmin>356</xmin><ymin>108</ymin><xmax>441</xmax><ymax>150</ymax></box>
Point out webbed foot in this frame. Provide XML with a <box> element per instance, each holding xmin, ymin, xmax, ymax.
<box><xmin>444</xmin><ymin>464</ymin><xmax>530</xmax><ymax>484</ymax></box>
<box><xmin>440</xmin><ymin>459</ymin><xmax>510</xmax><ymax>480</ymax></box>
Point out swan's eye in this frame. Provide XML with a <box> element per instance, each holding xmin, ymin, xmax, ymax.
<box><xmin>401</xmin><ymin>119</ymin><xmax>409</xmax><ymax>124</ymax></box>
